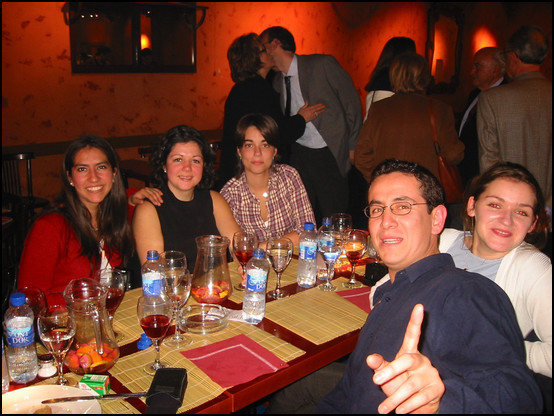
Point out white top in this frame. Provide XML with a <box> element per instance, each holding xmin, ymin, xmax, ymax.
<box><xmin>440</xmin><ymin>228</ymin><xmax>552</xmax><ymax>377</ymax></box>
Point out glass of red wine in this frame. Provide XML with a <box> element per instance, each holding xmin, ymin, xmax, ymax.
<box><xmin>232</xmin><ymin>231</ymin><xmax>258</xmax><ymax>291</ymax></box>
<box><xmin>343</xmin><ymin>229</ymin><xmax>367</xmax><ymax>289</ymax></box>
<box><xmin>137</xmin><ymin>293</ymin><xmax>172</xmax><ymax>375</ymax></box>
<box><xmin>94</xmin><ymin>268</ymin><xmax>128</xmax><ymax>341</ymax></box>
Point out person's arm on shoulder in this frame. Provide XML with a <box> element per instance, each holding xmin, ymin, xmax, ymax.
<box><xmin>131</xmin><ymin>201</ymin><xmax>164</xmax><ymax>265</ymax></box>
<box><xmin>211</xmin><ymin>191</ymin><xmax>242</xmax><ymax>246</ymax></box>
<box><xmin>128</xmin><ymin>187</ymin><xmax>163</xmax><ymax>207</ymax></box>
<box><xmin>476</xmin><ymin>92</ymin><xmax>501</xmax><ymax>172</ymax></box>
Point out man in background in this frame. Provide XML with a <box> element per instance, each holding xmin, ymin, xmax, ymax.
<box><xmin>458</xmin><ymin>47</ymin><xmax>505</xmax><ymax>188</ymax></box>
<box><xmin>477</xmin><ymin>25</ymin><xmax>551</xmax><ymax>206</ymax></box>
<box><xmin>259</xmin><ymin>26</ymin><xmax>362</xmax><ymax>224</ymax></box>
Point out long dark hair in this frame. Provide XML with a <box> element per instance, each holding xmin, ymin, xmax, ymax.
<box><xmin>150</xmin><ymin>125</ymin><xmax>216</xmax><ymax>190</ymax></box>
<box><xmin>57</xmin><ymin>134</ymin><xmax>134</xmax><ymax>271</ymax></box>
<box><xmin>365</xmin><ymin>37</ymin><xmax>416</xmax><ymax>92</ymax></box>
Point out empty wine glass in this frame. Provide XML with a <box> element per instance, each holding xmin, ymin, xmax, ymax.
<box><xmin>94</xmin><ymin>268</ymin><xmax>128</xmax><ymax>341</ymax></box>
<box><xmin>19</xmin><ymin>286</ymin><xmax>47</xmax><ymax>342</ymax></box>
<box><xmin>232</xmin><ymin>231</ymin><xmax>258</xmax><ymax>291</ymax></box>
<box><xmin>266</xmin><ymin>237</ymin><xmax>293</xmax><ymax>299</ymax></box>
<box><xmin>331</xmin><ymin>212</ymin><xmax>352</xmax><ymax>253</ymax></box>
<box><xmin>318</xmin><ymin>244</ymin><xmax>342</xmax><ymax>291</ymax></box>
<box><xmin>37</xmin><ymin>305</ymin><xmax>76</xmax><ymax>385</ymax></box>
<box><xmin>343</xmin><ymin>229</ymin><xmax>368</xmax><ymax>288</ymax></box>
<box><xmin>137</xmin><ymin>293</ymin><xmax>172</xmax><ymax>375</ymax></box>
<box><xmin>161</xmin><ymin>250</ymin><xmax>192</xmax><ymax>348</ymax></box>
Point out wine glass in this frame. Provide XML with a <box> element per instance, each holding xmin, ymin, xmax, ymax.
<box><xmin>94</xmin><ymin>268</ymin><xmax>128</xmax><ymax>341</ymax></box>
<box><xmin>232</xmin><ymin>231</ymin><xmax>258</xmax><ymax>291</ymax></box>
<box><xmin>266</xmin><ymin>237</ymin><xmax>293</xmax><ymax>299</ymax></box>
<box><xmin>137</xmin><ymin>293</ymin><xmax>172</xmax><ymax>375</ymax></box>
<box><xmin>331</xmin><ymin>213</ymin><xmax>352</xmax><ymax>253</ymax></box>
<box><xmin>343</xmin><ymin>229</ymin><xmax>368</xmax><ymax>289</ymax></box>
<box><xmin>161</xmin><ymin>251</ymin><xmax>192</xmax><ymax>348</ymax></box>
<box><xmin>318</xmin><ymin>244</ymin><xmax>342</xmax><ymax>291</ymax></box>
<box><xmin>37</xmin><ymin>305</ymin><xmax>76</xmax><ymax>385</ymax></box>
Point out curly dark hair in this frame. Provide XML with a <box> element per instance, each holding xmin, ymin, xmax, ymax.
<box><xmin>228</xmin><ymin>33</ymin><xmax>263</xmax><ymax>83</ymax></box>
<box><xmin>150</xmin><ymin>125</ymin><xmax>216</xmax><ymax>190</ymax></box>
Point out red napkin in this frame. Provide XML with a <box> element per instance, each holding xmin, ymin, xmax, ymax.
<box><xmin>181</xmin><ymin>334</ymin><xmax>288</xmax><ymax>388</ymax></box>
<box><xmin>336</xmin><ymin>286</ymin><xmax>372</xmax><ymax>313</ymax></box>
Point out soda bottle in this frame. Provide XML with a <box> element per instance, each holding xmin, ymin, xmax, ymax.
<box><xmin>4</xmin><ymin>292</ymin><xmax>38</xmax><ymax>384</ymax></box>
<box><xmin>317</xmin><ymin>217</ymin><xmax>334</xmax><ymax>280</ymax></box>
<box><xmin>242</xmin><ymin>248</ymin><xmax>269</xmax><ymax>324</ymax></box>
<box><xmin>297</xmin><ymin>222</ymin><xmax>318</xmax><ymax>288</ymax></box>
<box><xmin>141</xmin><ymin>250</ymin><xmax>165</xmax><ymax>296</ymax></box>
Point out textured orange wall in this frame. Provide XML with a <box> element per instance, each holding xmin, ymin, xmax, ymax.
<box><xmin>2</xmin><ymin>2</ymin><xmax>551</xmax><ymax>200</ymax></box>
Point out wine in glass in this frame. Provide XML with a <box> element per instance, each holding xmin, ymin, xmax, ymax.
<box><xmin>137</xmin><ymin>293</ymin><xmax>172</xmax><ymax>375</ymax></box>
<box><xmin>232</xmin><ymin>231</ymin><xmax>258</xmax><ymax>291</ymax></box>
<box><xmin>161</xmin><ymin>250</ymin><xmax>192</xmax><ymax>348</ymax></box>
<box><xmin>37</xmin><ymin>305</ymin><xmax>76</xmax><ymax>385</ymax></box>
<box><xmin>318</xmin><ymin>244</ymin><xmax>342</xmax><ymax>291</ymax></box>
<box><xmin>266</xmin><ymin>237</ymin><xmax>293</xmax><ymax>299</ymax></box>
<box><xmin>94</xmin><ymin>268</ymin><xmax>128</xmax><ymax>341</ymax></box>
<box><xmin>343</xmin><ymin>229</ymin><xmax>367</xmax><ymax>289</ymax></box>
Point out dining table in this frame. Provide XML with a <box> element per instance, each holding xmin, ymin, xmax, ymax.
<box><xmin>11</xmin><ymin>256</ymin><xmax>379</xmax><ymax>414</ymax></box>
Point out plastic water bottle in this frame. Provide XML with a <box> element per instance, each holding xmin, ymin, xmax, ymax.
<box><xmin>4</xmin><ymin>292</ymin><xmax>38</xmax><ymax>384</ymax></box>
<box><xmin>317</xmin><ymin>217</ymin><xmax>335</xmax><ymax>280</ymax></box>
<box><xmin>141</xmin><ymin>250</ymin><xmax>165</xmax><ymax>296</ymax></box>
<box><xmin>242</xmin><ymin>248</ymin><xmax>269</xmax><ymax>324</ymax></box>
<box><xmin>297</xmin><ymin>222</ymin><xmax>318</xmax><ymax>288</ymax></box>
<box><xmin>2</xmin><ymin>339</ymin><xmax>9</xmax><ymax>393</ymax></box>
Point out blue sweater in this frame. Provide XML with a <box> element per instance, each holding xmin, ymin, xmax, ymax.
<box><xmin>317</xmin><ymin>253</ymin><xmax>542</xmax><ymax>413</ymax></box>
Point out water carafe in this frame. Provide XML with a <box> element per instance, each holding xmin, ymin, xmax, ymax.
<box><xmin>191</xmin><ymin>235</ymin><xmax>232</xmax><ymax>304</ymax></box>
<box><xmin>63</xmin><ymin>278</ymin><xmax>119</xmax><ymax>374</ymax></box>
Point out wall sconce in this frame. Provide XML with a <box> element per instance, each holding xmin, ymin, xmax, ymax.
<box><xmin>426</xmin><ymin>3</ymin><xmax>464</xmax><ymax>94</ymax></box>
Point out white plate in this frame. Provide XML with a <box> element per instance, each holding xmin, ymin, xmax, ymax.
<box><xmin>2</xmin><ymin>385</ymin><xmax>102</xmax><ymax>414</ymax></box>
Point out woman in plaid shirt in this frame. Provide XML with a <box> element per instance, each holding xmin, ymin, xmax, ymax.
<box><xmin>221</xmin><ymin>113</ymin><xmax>316</xmax><ymax>248</ymax></box>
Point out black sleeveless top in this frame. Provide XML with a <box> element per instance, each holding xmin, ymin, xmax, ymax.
<box><xmin>155</xmin><ymin>184</ymin><xmax>220</xmax><ymax>272</ymax></box>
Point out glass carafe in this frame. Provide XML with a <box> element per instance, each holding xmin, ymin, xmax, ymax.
<box><xmin>191</xmin><ymin>235</ymin><xmax>232</xmax><ymax>304</ymax></box>
<box><xmin>63</xmin><ymin>278</ymin><xmax>119</xmax><ymax>375</ymax></box>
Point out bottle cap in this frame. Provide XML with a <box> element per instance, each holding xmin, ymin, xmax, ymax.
<box><xmin>252</xmin><ymin>248</ymin><xmax>265</xmax><ymax>258</ymax></box>
<box><xmin>304</xmin><ymin>222</ymin><xmax>315</xmax><ymax>231</ymax></box>
<box><xmin>322</xmin><ymin>217</ymin><xmax>332</xmax><ymax>226</ymax></box>
<box><xmin>146</xmin><ymin>250</ymin><xmax>159</xmax><ymax>260</ymax></box>
<box><xmin>9</xmin><ymin>292</ymin><xmax>26</xmax><ymax>307</ymax></box>
<box><xmin>137</xmin><ymin>333</ymin><xmax>153</xmax><ymax>350</ymax></box>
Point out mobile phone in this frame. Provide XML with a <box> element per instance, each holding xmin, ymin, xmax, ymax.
<box><xmin>146</xmin><ymin>368</ymin><xmax>188</xmax><ymax>414</ymax></box>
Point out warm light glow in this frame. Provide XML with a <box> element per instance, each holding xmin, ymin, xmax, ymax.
<box><xmin>472</xmin><ymin>26</ymin><xmax>497</xmax><ymax>55</ymax></box>
<box><xmin>141</xmin><ymin>34</ymin><xmax>151</xmax><ymax>50</ymax></box>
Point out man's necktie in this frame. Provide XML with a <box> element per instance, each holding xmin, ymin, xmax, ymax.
<box><xmin>284</xmin><ymin>75</ymin><xmax>291</xmax><ymax>117</ymax></box>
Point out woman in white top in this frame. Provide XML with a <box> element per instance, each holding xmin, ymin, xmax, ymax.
<box><xmin>439</xmin><ymin>162</ymin><xmax>551</xmax><ymax>381</ymax></box>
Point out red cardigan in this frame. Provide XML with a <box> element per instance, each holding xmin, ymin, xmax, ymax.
<box><xmin>17</xmin><ymin>213</ymin><xmax>122</xmax><ymax>306</ymax></box>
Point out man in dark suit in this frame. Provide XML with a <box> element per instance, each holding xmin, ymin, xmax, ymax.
<box><xmin>457</xmin><ymin>47</ymin><xmax>505</xmax><ymax>188</ymax></box>
<box><xmin>259</xmin><ymin>26</ymin><xmax>362</xmax><ymax>223</ymax></box>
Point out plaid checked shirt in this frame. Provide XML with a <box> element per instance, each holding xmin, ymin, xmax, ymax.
<box><xmin>220</xmin><ymin>164</ymin><xmax>316</xmax><ymax>241</ymax></box>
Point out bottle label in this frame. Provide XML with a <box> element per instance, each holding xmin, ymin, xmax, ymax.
<box><xmin>6</xmin><ymin>320</ymin><xmax>34</xmax><ymax>348</ymax></box>
<box><xmin>142</xmin><ymin>272</ymin><xmax>165</xmax><ymax>296</ymax></box>
<box><xmin>246</xmin><ymin>269</ymin><xmax>268</xmax><ymax>293</ymax></box>
<box><xmin>299</xmin><ymin>242</ymin><xmax>317</xmax><ymax>260</ymax></box>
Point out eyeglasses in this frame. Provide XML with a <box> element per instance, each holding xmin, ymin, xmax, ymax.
<box><xmin>364</xmin><ymin>202</ymin><xmax>429</xmax><ymax>218</ymax></box>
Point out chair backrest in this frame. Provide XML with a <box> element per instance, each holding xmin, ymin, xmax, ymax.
<box><xmin>2</xmin><ymin>152</ymin><xmax>35</xmax><ymax>198</ymax></box>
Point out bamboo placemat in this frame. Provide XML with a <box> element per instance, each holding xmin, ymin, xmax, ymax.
<box><xmin>34</xmin><ymin>372</ymin><xmax>141</xmax><ymax>414</ymax></box>
<box><xmin>107</xmin><ymin>320</ymin><xmax>304</xmax><ymax>413</ymax></box>
<box><xmin>264</xmin><ymin>277</ymin><xmax>369</xmax><ymax>345</ymax></box>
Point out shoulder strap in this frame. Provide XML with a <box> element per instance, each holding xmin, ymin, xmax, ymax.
<box><xmin>429</xmin><ymin>99</ymin><xmax>441</xmax><ymax>155</ymax></box>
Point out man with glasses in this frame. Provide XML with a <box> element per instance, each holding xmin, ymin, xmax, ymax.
<box><xmin>267</xmin><ymin>159</ymin><xmax>541</xmax><ymax>413</ymax></box>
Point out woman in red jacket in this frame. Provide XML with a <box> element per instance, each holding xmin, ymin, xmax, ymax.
<box><xmin>17</xmin><ymin>135</ymin><xmax>161</xmax><ymax>305</ymax></box>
